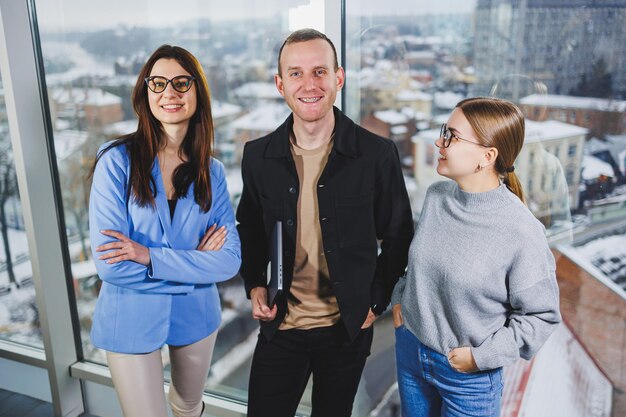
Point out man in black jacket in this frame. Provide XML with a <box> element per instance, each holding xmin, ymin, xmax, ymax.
<box><xmin>237</xmin><ymin>28</ymin><xmax>413</xmax><ymax>417</ymax></box>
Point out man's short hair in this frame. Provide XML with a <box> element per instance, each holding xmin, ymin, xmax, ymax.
<box><xmin>277</xmin><ymin>28</ymin><xmax>339</xmax><ymax>76</ymax></box>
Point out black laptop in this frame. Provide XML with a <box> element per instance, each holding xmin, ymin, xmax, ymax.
<box><xmin>267</xmin><ymin>220</ymin><xmax>283</xmax><ymax>308</ymax></box>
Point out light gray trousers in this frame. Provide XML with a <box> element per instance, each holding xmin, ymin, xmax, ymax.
<box><xmin>106</xmin><ymin>331</ymin><xmax>217</xmax><ymax>417</ymax></box>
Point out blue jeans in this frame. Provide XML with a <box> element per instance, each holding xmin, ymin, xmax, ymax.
<box><xmin>395</xmin><ymin>325</ymin><xmax>503</xmax><ymax>417</ymax></box>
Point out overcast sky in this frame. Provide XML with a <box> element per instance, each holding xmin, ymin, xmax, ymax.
<box><xmin>35</xmin><ymin>0</ymin><xmax>476</xmax><ymax>31</ymax></box>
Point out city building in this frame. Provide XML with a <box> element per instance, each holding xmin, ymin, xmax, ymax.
<box><xmin>361</xmin><ymin>108</ymin><xmax>417</xmax><ymax>166</ymax></box>
<box><xmin>474</xmin><ymin>0</ymin><xmax>626</xmax><ymax>99</ymax></box>
<box><xmin>230</xmin><ymin>103</ymin><xmax>291</xmax><ymax>163</ymax></box>
<box><xmin>520</xmin><ymin>94</ymin><xmax>626</xmax><ymax>138</ymax></box>
<box><xmin>557</xmin><ymin>239</ymin><xmax>626</xmax><ymax>414</ymax></box>
<box><xmin>585</xmin><ymin>134</ymin><xmax>626</xmax><ymax>181</ymax></box>
<box><xmin>50</xmin><ymin>87</ymin><xmax>124</xmax><ymax>130</ymax></box>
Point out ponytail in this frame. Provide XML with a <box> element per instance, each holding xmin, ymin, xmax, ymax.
<box><xmin>503</xmin><ymin>171</ymin><xmax>525</xmax><ymax>203</ymax></box>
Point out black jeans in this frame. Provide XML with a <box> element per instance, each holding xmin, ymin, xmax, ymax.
<box><xmin>247</xmin><ymin>322</ymin><xmax>373</xmax><ymax>417</ymax></box>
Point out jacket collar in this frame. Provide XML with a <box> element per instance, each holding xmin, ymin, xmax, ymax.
<box><xmin>263</xmin><ymin>106</ymin><xmax>359</xmax><ymax>159</ymax></box>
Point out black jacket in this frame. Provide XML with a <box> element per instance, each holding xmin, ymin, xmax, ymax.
<box><xmin>236</xmin><ymin>107</ymin><xmax>414</xmax><ymax>341</ymax></box>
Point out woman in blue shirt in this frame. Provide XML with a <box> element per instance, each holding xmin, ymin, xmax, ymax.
<box><xmin>89</xmin><ymin>45</ymin><xmax>241</xmax><ymax>417</ymax></box>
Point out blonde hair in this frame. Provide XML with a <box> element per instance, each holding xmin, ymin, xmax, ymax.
<box><xmin>456</xmin><ymin>97</ymin><xmax>526</xmax><ymax>203</ymax></box>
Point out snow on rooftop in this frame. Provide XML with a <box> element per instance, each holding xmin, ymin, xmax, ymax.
<box><xmin>104</xmin><ymin>119</ymin><xmax>136</xmax><ymax>136</ymax></box>
<box><xmin>212</xmin><ymin>100</ymin><xmax>242</xmax><ymax>120</ymax></box>
<box><xmin>396</xmin><ymin>90</ymin><xmax>433</xmax><ymax>102</ymax></box>
<box><xmin>581</xmin><ymin>155</ymin><xmax>614</xmax><ymax>180</ymax></box>
<box><xmin>432</xmin><ymin>113</ymin><xmax>451</xmax><ymax>125</ymax></box>
<box><xmin>405</xmin><ymin>50</ymin><xmax>437</xmax><ymax>60</ymax></box>
<box><xmin>231</xmin><ymin>103</ymin><xmax>290</xmax><ymax>132</ymax></box>
<box><xmin>103</xmin><ymin>75</ymin><xmax>137</xmax><ymax>87</ymax></box>
<box><xmin>400</xmin><ymin>107</ymin><xmax>417</xmax><ymax>119</ymax></box>
<box><xmin>606</xmin><ymin>133</ymin><xmax>626</xmax><ymax>143</ymax></box>
<box><xmin>232</xmin><ymin>82</ymin><xmax>281</xmax><ymax>100</ymax></box>
<box><xmin>433</xmin><ymin>91</ymin><xmax>463</xmax><ymax>110</ymax></box>
<box><xmin>397</xmin><ymin>35</ymin><xmax>444</xmax><ymax>46</ymax></box>
<box><xmin>52</xmin><ymin>88</ymin><xmax>122</xmax><ymax>107</ymax></box>
<box><xmin>520</xmin><ymin>94</ymin><xmax>626</xmax><ymax>112</ymax></box>
<box><xmin>391</xmin><ymin>125</ymin><xmax>408</xmax><ymax>135</ymax></box>
<box><xmin>72</xmin><ymin>259</ymin><xmax>97</xmax><ymax>280</ymax></box>
<box><xmin>561</xmin><ymin>231</ymin><xmax>626</xmax><ymax>299</ymax></box>
<box><xmin>374</xmin><ymin>110</ymin><xmax>409</xmax><ymax>125</ymax></box>
<box><xmin>412</xmin><ymin>128</ymin><xmax>440</xmax><ymax>143</ymax></box>
<box><xmin>417</xmin><ymin>121</ymin><xmax>430</xmax><ymax>130</ymax></box>
<box><xmin>54</xmin><ymin>119</ymin><xmax>72</xmax><ymax>131</ymax></box>
<box><xmin>524</xmin><ymin>120</ymin><xmax>588</xmax><ymax>143</ymax></box>
<box><xmin>585</xmin><ymin>137</ymin><xmax>610</xmax><ymax>154</ymax></box>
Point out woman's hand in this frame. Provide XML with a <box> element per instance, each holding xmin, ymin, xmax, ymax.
<box><xmin>448</xmin><ymin>347</ymin><xmax>478</xmax><ymax>373</ymax></box>
<box><xmin>97</xmin><ymin>230</ymin><xmax>151</xmax><ymax>266</ymax></box>
<box><xmin>197</xmin><ymin>224</ymin><xmax>227</xmax><ymax>251</ymax></box>
<box><xmin>392</xmin><ymin>304</ymin><xmax>404</xmax><ymax>328</ymax></box>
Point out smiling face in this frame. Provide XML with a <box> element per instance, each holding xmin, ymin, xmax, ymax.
<box><xmin>147</xmin><ymin>58</ymin><xmax>197</xmax><ymax>130</ymax></box>
<box><xmin>275</xmin><ymin>38</ymin><xmax>344</xmax><ymax>126</ymax></box>
<box><xmin>435</xmin><ymin>108</ymin><xmax>490</xmax><ymax>182</ymax></box>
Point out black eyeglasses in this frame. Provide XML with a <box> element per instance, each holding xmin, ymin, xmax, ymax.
<box><xmin>439</xmin><ymin>123</ymin><xmax>489</xmax><ymax>148</ymax></box>
<box><xmin>145</xmin><ymin>75</ymin><xmax>195</xmax><ymax>93</ymax></box>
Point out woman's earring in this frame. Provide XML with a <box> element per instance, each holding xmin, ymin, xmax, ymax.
<box><xmin>475</xmin><ymin>163</ymin><xmax>482</xmax><ymax>173</ymax></box>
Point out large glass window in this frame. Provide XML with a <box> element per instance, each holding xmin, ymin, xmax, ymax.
<box><xmin>0</xmin><ymin>77</ymin><xmax>41</xmax><ymax>349</ymax></box>
<box><xmin>8</xmin><ymin>0</ymin><xmax>623</xmax><ymax>415</ymax></box>
<box><xmin>346</xmin><ymin>0</ymin><xmax>625</xmax><ymax>415</ymax></box>
<box><xmin>34</xmin><ymin>0</ymin><xmax>323</xmax><ymax>410</ymax></box>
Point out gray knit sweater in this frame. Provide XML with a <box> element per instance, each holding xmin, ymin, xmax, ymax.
<box><xmin>391</xmin><ymin>181</ymin><xmax>561</xmax><ymax>371</ymax></box>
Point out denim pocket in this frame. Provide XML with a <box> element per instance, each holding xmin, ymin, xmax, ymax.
<box><xmin>487</xmin><ymin>367</ymin><xmax>504</xmax><ymax>390</ymax></box>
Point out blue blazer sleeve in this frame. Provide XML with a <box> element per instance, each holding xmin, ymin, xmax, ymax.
<box><xmin>89</xmin><ymin>144</ymin><xmax>193</xmax><ymax>294</ymax></box>
<box><xmin>148</xmin><ymin>160</ymin><xmax>242</xmax><ymax>284</ymax></box>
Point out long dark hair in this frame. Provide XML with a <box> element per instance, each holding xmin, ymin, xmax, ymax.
<box><xmin>93</xmin><ymin>44</ymin><xmax>214</xmax><ymax>211</ymax></box>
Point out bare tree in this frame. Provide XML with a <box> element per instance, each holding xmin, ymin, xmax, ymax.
<box><xmin>0</xmin><ymin>141</ymin><xmax>19</xmax><ymax>290</ymax></box>
<box><xmin>58</xmin><ymin>134</ymin><xmax>102</xmax><ymax>262</ymax></box>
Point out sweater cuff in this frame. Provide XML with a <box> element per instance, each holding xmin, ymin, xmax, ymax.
<box><xmin>471</xmin><ymin>326</ymin><xmax>519</xmax><ymax>370</ymax></box>
<box><xmin>390</xmin><ymin>276</ymin><xmax>406</xmax><ymax>306</ymax></box>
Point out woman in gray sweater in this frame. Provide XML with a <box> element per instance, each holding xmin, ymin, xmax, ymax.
<box><xmin>391</xmin><ymin>97</ymin><xmax>561</xmax><ymax>417</ymax></box>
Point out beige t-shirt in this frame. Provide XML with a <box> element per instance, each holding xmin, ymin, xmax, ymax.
<box><xmin>280</xmin><ymin>138</ymin><xmax>340</xmax><ymax>330</ymax></box>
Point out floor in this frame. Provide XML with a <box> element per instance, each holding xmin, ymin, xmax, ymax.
<box><xmin>0</xmin><ymin>388</ymin><xmax>100</xmax><ymax>417</ymax></box>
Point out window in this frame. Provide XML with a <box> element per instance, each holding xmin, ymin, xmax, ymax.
<box><xmin>568</xmin><ymin>144</ymin><xmax>577</xmax><ymax>157</ymax></box>
<box><xmin>0</xmin><ymin>0</ymin><xmax>623</xmax><ymax>415</ymax></box>
<box><xmin>0</xmin><ymin>77</ymin><xmax>41</xmax><ymax>349</ymax></box>
<box><xmin>346</xmin><ymin>1</ymin><xmax>624</xmax><ymax>415</ymax></box>
<box><xmin>34</xmin><ymin>0</ymin><xmax>323</xmax><ymax>410</ymax></box>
